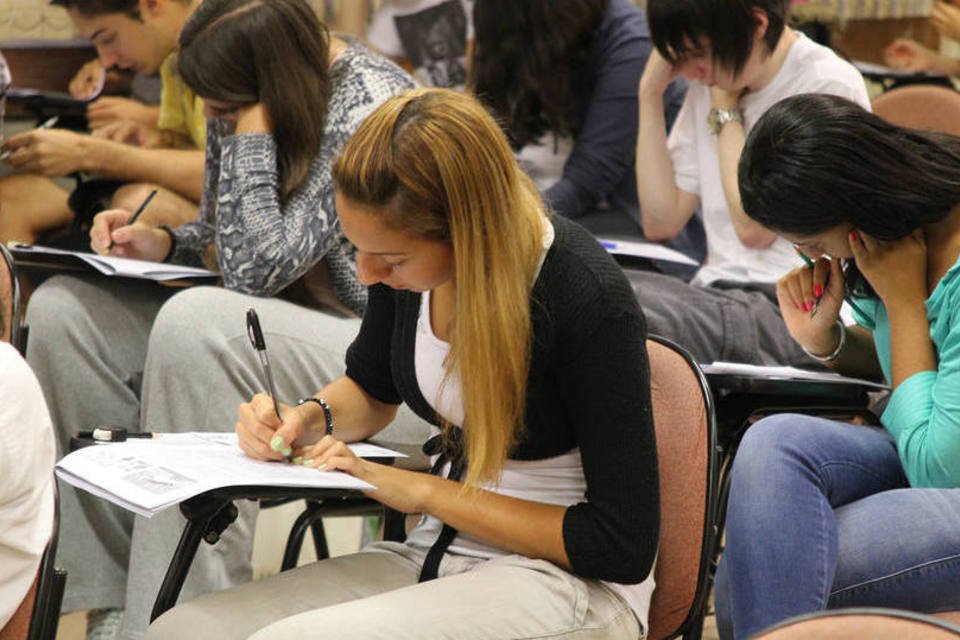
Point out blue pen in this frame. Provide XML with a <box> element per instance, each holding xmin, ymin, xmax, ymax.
<box><xmin>795</xmin><ymin>249</ymin><xmax>868</xmax><ymax>318</ymax></box>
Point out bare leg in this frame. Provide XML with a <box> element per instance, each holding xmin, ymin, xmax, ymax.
<box><xmin>110</xmin><ymin>183</ymin><xmax>199</xmax><ymax>227</ymax></box>
<box><xmin>0</xmin><ymin>174</ymin><xmax>72</xmax><ymax>243</ymax></box>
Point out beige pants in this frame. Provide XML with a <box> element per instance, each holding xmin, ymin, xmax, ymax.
<box><xmin>146</xmin><ymin>541</ymin><xmax>641</xmax><ymax>640</ymax></box>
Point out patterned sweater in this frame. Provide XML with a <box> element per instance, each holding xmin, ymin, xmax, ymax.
<box><xmin>169</xmin><ymin>41</ymin><xmax>415</xmax><ymax>315</ymax></box>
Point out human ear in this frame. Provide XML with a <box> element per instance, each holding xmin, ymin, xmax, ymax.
<box><xmin>139</xmin><ymin>0</ymin><xmax>164</xmax><ymax>19</ymax></box>
<box><xmin>752</xmin><ymin>8</ymin><xmax>769</xmax><ymax>42</ymax></box>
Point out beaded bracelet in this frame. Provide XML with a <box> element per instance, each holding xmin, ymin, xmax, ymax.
<box><xmin>298</xmin><ymin>397</ymin><xmax>334</xmax><ymax>435</ymax></box>
<box><xmin>801</xmin><ymin>319</ymin><xmax>846</xmax><ymax>362</ymax></box>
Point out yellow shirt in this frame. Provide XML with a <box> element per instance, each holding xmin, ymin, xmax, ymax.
<box><xmin>157</xmin><ymin>54</ymin><xmax>206</xmax><ymax>149</ymax></box>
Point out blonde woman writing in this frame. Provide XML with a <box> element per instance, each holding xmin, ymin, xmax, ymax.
<box><xmin>147</xmin><ymin>88</ymin><xmax>659</xmax><ymax>640</ymax></box>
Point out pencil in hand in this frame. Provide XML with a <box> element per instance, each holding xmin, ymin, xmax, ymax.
<box><xmin>0</xmin><ymin>115</ymin><xmax>60</xmax><ymax>161</ymax></box>
<box><xmin>794</xmin><ymin>248</ymin><xmax>868</xmax><ymax>318</ymax></box>
<box><xmin>107</xmin><ymin>189</ymin><xmax>159</xmax><ymax>252</ymax></box>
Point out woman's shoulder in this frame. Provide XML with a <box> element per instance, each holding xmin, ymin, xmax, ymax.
<box><xmin>330</xmin><ymin>39</ymin><xmax>417</xmax><ymax>104</ymax></box>
<box><xmin>537</xmin><ymin>217</ymin><xmax>641</xmax><ymax>319</ymax></box>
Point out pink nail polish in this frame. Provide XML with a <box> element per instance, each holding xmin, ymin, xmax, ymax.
<box><xmin>814</xmin><ymin>284</ymin><xmax>823</xmax><ymax>298</ymax></box>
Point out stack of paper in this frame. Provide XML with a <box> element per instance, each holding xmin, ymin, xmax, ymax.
<box><xmin>55</xmin><ymin>432</ymin><xmax>403</xmax><ymax>518</ymax></box>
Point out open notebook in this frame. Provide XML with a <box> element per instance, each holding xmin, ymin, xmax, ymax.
<box><xmin>55</xmin><ymin>432</ymin><xmax>404</xmax><ymax>518</ymax></box>
<box><xmin>10</xmin><ymin>243</ymin><xmax>218</xmax><ymax>283</ymax></box>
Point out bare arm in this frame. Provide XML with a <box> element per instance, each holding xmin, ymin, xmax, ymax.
<box><xmin>711</xmin><ymin>88</ymin><xmax>778</xmax><ymax>249</ymax></box>
<box><xmin>1</xmin><ymin>129</ymin><xmax>203</xmax><ymax>203</ymax></box>
<box><xmin>79</xmin><ymin>138</ymin><xmax>205</xmax><ymax>202</ymax></box>
<box><xmin>636</xmin><ymin>51</ymin><xmax>700</xmax><ymax>241</ymax></box>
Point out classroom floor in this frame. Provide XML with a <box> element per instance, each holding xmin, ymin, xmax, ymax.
<box><xmin>52</xmin><ymin>504</ymin><xmax>722</xmax><ymax>639</ymax></box>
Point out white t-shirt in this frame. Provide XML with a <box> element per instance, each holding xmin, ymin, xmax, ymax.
<box><xmin>667</xmin><ymin>32</ymin><xmax>870</xmax><ymax>285</ymax></box>
<box><xmin>0</xmin><ymin>343</ymin><xmax>55</xmax><ymax>629</ymax></box>
<box><xmin>366</xmin><ymin>0</ymin><xmax>473</xmax><ymax>89</ymax></box>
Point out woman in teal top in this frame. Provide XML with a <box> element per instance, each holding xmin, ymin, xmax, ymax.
<box><xmin>714</xmin><ymin>93</ymin><xmax>960</xmax><ymax>639</ymax></box>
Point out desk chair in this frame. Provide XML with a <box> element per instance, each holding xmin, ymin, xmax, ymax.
<box><xmin>150</xmin><ymin>482</ymin><xmax>408</xmax><ymax>622</ymax></box>
<box><xmin>753</xmin><ymin>608</ymin><xmax>960</xmax><ymax>639</ymax></box>
<box><xmin>0</xmin><ymin>242</ymin><xmax>25</xmax><ymax>353</ymax></box>
<box><xmin>646</xmin><ymin>336</ymin><xmax>719</xmax><ymax>640</ymax></box>
<box><xmin>0</xmin><ymin>485</ymin><xmax>67</xmax><ymax>640</ymax></box>
<box><xmin>872</xmin><ymin>84</ymin><xmax>960</xmax><ymax>136</ymax></box>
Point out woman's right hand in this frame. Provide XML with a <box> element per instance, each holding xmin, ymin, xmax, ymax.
<box><xmin>236</xmin><ymin>394</ymin><xmax>310</xmax><ymax>462</ymax></box>
<box><xmin>89</xmin><ymin>209</ymin><xmax>171</xmax><ymax>260</ymax></box>
<box><xmin>777</xmin><ymin>256</ymin><xmax>845</xmax><ymax>356</ymax></box>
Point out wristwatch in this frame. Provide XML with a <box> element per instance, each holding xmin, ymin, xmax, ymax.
<box><xmin>707</xmin><ymin>107</ymin><xmax>743</xmax><ymax>135</ymax></box>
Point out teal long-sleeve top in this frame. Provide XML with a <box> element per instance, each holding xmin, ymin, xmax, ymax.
<box><xmin>853</xmin><ymin>258</ymin><xmax>960</xmax><ymax>488</ymax></box>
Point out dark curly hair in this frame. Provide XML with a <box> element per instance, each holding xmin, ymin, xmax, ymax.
<box><xmin>469</xmin><ymin>0</ymin><xmax>606</xmax><ymax>149</ymax></box>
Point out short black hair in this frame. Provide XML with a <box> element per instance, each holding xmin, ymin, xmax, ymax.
<box><xmin>50</xmin><ymin>0</ymin><xmax>140</xmax><ymax>17</ymax></box>
<box><xmin>648</xmin><ymin>0</ymin><xmax>788</xmax><ymax>76</ymax></box>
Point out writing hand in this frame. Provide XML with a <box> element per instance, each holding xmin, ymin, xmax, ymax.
<box><xmin>1</xmin><ymin>129</ymin><xmax>87</xmax><ymax>176</ymax></box>
<box><xmin>236</xmin><ymin>393</ymin><xmax>301</xmax><ymax>461</ymax></box>
<box><xmin>89</xmin><ymin>208</ymin><xmax>171</xmax><ymax>259</ymax></box>
<box><xmin>778</xmin><ymin>255</ymin><xmax>845</xmax><ymax>355</ymax></box>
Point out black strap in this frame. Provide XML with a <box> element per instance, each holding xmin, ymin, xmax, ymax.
<box><xmin>418</xmin><ymin>428</ymin><xmax>465</xmax><ymax>582</ymax></box>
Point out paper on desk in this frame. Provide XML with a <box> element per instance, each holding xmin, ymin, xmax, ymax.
<box><xmin>596</xmin><ymin>237</ymin><xmax>699</xmax><ymax>266</ymax></box>
<box><xmin>701</xmin><ymin>362</ymin><xmax>889</xmax><ymax>390</ymax></box>
<box><xmin>11</xmin><ymin>244</ymin><xmax>218</xmax><ymax>282</ymax></box>
<box><xmin>55</xmin><ymin>432</ymin><xmax>404</xmax><ymax>518</ymax></box>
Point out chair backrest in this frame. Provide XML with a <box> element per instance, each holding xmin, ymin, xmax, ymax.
<box><xmin>0</xmin><ymin>243</ymin><xmax>23</xmax><ymax>353</ymax></box>
<box><xmin>754</xmin><ymin>607</ymin><xmax>960</xmax><ymax>639</ymax></box>
<box><xmin>0</xmin><ymin>481</ymin><xmax>65</xmax><ymax>640</ymax></box>
<box><xmin>872</xmin><ymin>85</ymin><xmax>960</xmax><ymax>136</ymax></box>
<box><xmin>645</xmin><ymin>336</ymin><xmax>719</xmax><ymax>640</ymax></box>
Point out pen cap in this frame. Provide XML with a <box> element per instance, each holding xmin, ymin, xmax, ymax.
<box><xmin>246</xmin><ymin>308</ymin><xmax>266</xmax><ymax>350</ymax></box>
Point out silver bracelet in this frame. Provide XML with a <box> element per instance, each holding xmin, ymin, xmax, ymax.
<box><xmin>801</xmin><ymin>320</ymin><xmax>846</xmax><ymax>362</ymax></box>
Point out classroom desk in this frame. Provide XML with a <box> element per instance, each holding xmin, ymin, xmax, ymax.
<box><xmin>702</xmin><ymin>369</ymin><xmax>883</xmax><ymax>571</ymax></box>
<box><xmin>703</xmin><ymin>369</ymin><xmax>879</xmax><ymax>450</ymax></box>
<box><xmin>149</xmin><ymin>441</ymin><xmax>424</xmax><ymax>622</ymax></box>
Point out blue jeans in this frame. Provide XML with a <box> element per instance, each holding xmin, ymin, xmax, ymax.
<box><xmin>715</xmin><ymin>414</ymin><xmax>960</xmax><ymax>639</ymax></box>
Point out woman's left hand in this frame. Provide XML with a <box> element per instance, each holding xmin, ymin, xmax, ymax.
<box><xmin>849</xmin><ymin>229</ymin><xmax>928</xmax><ymax>306</ymax></box>
<box><xmin>235</xmin><ymin>103</ymin><xmax>272</xmax><ymax>134</ymax></box>
<box><xmin>295</xmin><ymin>436</ymin><xmax>432</xmax><ymax>514</ymax></box>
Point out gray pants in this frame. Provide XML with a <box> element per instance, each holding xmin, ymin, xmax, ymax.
<box><xmin>625</xmin><ymin>269</ymin><xmax>819</xmax><ymax>367</ymax></box>
<box><xmin>146</xmin><ymin>542</ymin><xmax>640</xmax><ymax>640</ymax></box>
<box><xmin>26</xmin><ymin>277</ymin><xmax>429</xmax><ymax>640</ymax></box>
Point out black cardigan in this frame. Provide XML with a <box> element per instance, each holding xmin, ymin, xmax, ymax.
<box><xmin>345</xmin><ymin>215</ymin><xmax>659</xmax><ymax>584</ymax></box>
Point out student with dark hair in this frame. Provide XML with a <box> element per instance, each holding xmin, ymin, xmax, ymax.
<box><xmin>717</xmin><ymin>93</ymin><xmax>960</xmax><ymax>639</ymax></box>
<box><xmin>470</xmin><ymin>0</ymin><xmax>693</xmax><ymax>252</ymax></box>
<box><xmin>631</xmin><ymin>0</ymin><xmax>870</xmax><ymax>365</ymax></box>
<box><xmin>24</xmin><ymin>1</ymin><xmax>421</xmax><ymax>637</ymax></box>
<box><xmin>0</xmin><ymin>0</ymin><xmax>204</xmax><ymax>245</ymax></box>
<box><xmin>146</xmin><ymin>87</ymin><xmax>659</xmax><ymax>640</ymax></box>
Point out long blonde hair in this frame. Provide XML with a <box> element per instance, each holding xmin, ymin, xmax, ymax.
<box><xmin>332</xmin><ymin>89</ymin><xmax>545</xmax><ymax>486</ymax></box>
